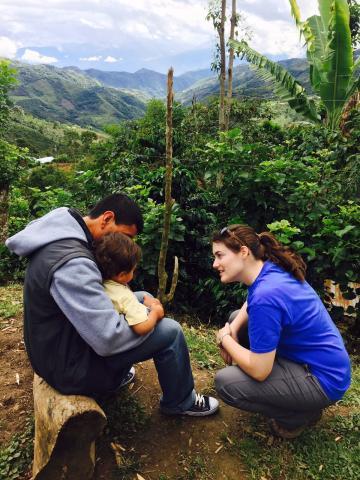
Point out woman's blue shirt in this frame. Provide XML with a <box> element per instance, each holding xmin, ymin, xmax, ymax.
<box><xmin>247</xmin><ymin>261</ymin><xmax>351</xmax><ymax>401</ymax></box>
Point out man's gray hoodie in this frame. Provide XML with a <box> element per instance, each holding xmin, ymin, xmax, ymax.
<box><xmin>6</xmin><ymin>207</ymin><xmax>148</xmax><ymax>356</ymax></box>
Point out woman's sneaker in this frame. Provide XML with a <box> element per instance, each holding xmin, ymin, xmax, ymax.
<box><xmin>182</xmin><ymin>393</ymin><xmax>219</xmax><ymax>417</ymax></box>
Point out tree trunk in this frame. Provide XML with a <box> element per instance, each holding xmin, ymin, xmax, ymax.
<box><xmin>0</xmin><ymin>185</ymin><xmax>9</xmax><ymax>243</ymax></box>
<box><xmin>218</xmin><ymin>0</ymin><xmax>227</xmax><ymax>132</ymax></box>
<box><xmin>157</xmin><ymin>68</ymin><xmax>179</xmax><ymax>304</ymax></box>
<box><xmin>225</xmin><ymin>0</ymin><xmax>236</xmax><ymax>131</ymax></box>
<box><xmin>32</xmin><ymin>374</ymin><xmax>106</xmax><ymax>480</ymax></box>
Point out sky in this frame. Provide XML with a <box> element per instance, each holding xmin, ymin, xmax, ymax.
<box><xmin>0</xmin><ymin>0</ymin><xmax>319</xmax><ymax>74</ymax></box>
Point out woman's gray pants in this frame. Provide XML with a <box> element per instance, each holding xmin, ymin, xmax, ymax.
<box><xmin>215</xmin><ymin>311</ymin><xmax>333</xmax><ymax>429</ymax></box>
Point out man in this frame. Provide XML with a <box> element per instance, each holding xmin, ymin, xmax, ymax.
<box><xmin>6</xmin><ymin>193</ymin><xmax>218</xmax><ymax>416</ymax></box>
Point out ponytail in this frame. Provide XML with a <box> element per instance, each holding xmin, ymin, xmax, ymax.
<box><xmin>258</xmin><ymin>231</ymin><xmax>306</xmax><ymax>282</ymax></box>
<box><xmin>212</xmin><ymin>225</ymin><xmax>306</xmax><ymax>282</ymax></box>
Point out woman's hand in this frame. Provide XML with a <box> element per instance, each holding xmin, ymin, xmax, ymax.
<box><xmin>216</xmin><ymin>322</ymin><xmax>232</xmax><ymax>346</ymax></box>
<box><xmin>220</xmin><ymin>346</ymin><xmax>233</xmax><ymax>365</ymax></box>
<box><xmin>216</xmin><ymin>323</ymin><xmax>234</xmax><ymax>365</ymax></box>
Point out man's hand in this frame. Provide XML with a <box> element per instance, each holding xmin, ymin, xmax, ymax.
<box><xmin>150</xmin><ymin>303</ymin><xmax>164</xmax><ymax>321</ymax></box>
<box><xmin>143</xmin><ymin>295</ymin><xmax>161</xmax><ymax>308</ymax></box>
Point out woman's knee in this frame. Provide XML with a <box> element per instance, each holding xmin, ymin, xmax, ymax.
<box><xmin>215</xmin><ymin>366</ymin><xmax>255</xmax><ymax>404</ymax></box>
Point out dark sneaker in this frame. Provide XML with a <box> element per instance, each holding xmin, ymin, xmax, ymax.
<box><xmin>182</xmin><ymin>393</ymin><xmax>219</xmax><ymax>417</ymax></box>
<box><xmin>309</xmin><ymin>410</ymin><xmax>322</xmax><ymax>426</ymax></box>
<box><xmin>119</xmin><ymin>366</ymin><xmax>136</xmax><ymax>388</ymax></box>
<box><xmin>269</xmin><ymin>418</ymin><xmax>307</xmax><ymax>439</ymax></box>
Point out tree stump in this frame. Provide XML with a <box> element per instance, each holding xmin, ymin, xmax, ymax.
<box><xmin>32</xmin><ymin>374</ymin><xmax>107</xmax><ymax>480</ymax></box>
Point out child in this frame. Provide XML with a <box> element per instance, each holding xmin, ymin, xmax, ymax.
<box><xmin>94</xmin><ymin>232</ymin><xmax>164</xmax><ymax>335</ymax></box>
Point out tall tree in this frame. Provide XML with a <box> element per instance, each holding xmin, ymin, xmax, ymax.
<box><xmin>225</xmin><ymin>0</ymin><xmax>237</xmax><ymax>130</ymax></box>
<box><xmin>207</xmin><ymin>0</ymin><xmax>227</xmax><ymax>131</ymax></box>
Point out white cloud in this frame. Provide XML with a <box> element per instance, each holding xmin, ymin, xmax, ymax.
<box><xmin>21</xmin><ymin>48</ymin><xmax>58</xmax><ymax>64</ymax></box>
<box><xmin>0</xmin><ymin>36</ymin><xmax>19</xmax><ymax>59</ymax></box>
<box><xmin>247</xmin><ymin>14</ymin><xmax>304</xmax><ymax>58</ymax></box>
<box><xmin>104</xmin><ymin>56</ymin><xmax>119</xmax><ymax>63</ymax></box>
<box><xmin>80</xmin><ymin>18</ymin><xmax>110</xmax><ymax>30</ymax></box>
<box><xmin>0</xmin><ymin>0</ymin><xmax>321</xmax><ymax>71</ymax></box>
<box><xmin>80</xmin><ymin>55</ymin><xmax>102</xmax><ymax>61</ymax></box>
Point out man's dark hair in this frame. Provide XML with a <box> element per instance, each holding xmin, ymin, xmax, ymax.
<box><xmin>94</xmin><ymin>232</ymin><xmax>142</xmax><ymax>280</ymax></box>
<box><xmin>88</xmin><ymin>193</ymin><xmax>143</xmax><ymax>233</ymax></box>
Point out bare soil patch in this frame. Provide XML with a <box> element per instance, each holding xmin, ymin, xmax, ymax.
<box><xmin>0</xmin><ymin>306</ymin><xmax>247</xmax><ymax>479</ymax></box>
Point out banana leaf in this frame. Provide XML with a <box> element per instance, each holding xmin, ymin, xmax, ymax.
<box><xmin>318</xmin><ymin>0</ymin><xmax>332</xmax><ymax>33</ymax></box>
<box><xmin>288</xmin><ymin>0</ymin><xmax>313</xmax><ymax>45</ymax></box>
<box><xmin>230</xmin><ymin>39</ymin><xmax>320</xmax><ymax>122</ymax></box>
<box><xmin>320</xmin><ymin>0</ymin><xmax>353</xmax><ymax>129</ymax></box>
<box><xmin>306</xmin><ymin>15</ymin><xmax>326</xmax><ymax>94</ymax></box>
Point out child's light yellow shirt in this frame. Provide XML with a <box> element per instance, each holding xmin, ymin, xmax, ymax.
<box><xmin>103</xmin><ymin>280</ymin><xmax>148</xmax><ymax>326</ymax></box>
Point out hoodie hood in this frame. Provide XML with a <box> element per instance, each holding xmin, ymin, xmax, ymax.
<box><xmin>6</xmin><ymin>208</ymin><xmax>87</xmax><ymax>257</ymax></box>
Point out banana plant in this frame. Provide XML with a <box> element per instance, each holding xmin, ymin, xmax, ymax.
<box><xmin>230</xmin><ymin>0</ymin><xmax>359</xmax><ymax>130</ymax></box>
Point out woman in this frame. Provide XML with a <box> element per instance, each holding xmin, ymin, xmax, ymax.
<box><xmin>213</xmin><ymin>225</ymin><xmax>351</xmax><ymax>439</ymax></box>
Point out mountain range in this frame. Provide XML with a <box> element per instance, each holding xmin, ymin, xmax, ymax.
<box><xmin>7</xmin><ymin>57</ymin><xmax>312</xmax><ymax>129</ymax></box>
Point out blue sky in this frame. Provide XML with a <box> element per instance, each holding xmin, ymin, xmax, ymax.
<box><xmin>0</xmin><ymin>0</ymin><xmax>318</xmax><ymax>74</ymax></box>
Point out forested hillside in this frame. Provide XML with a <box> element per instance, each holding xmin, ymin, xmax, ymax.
<box><xmin>5</xmin><ymin>56</ymin><xmax>314</xmax><ymax>126</ymax></box>
<box><xmin>81</xmin><ymin>66</ymin><xmax>214</xmax><ymax>96</ymax></box>
<box><xmin>178</xmin><ymin>57</ymin><xmax>311</xmax><ymax>104</ymax></box>
<box><xmin>8</xmin><ymin>61</ymin><xmax>147</xmax><ymax>128</ymax></box>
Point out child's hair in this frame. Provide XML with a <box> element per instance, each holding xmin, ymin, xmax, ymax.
<box><xmin>212</xmin><ymin>224</ymin><xmax>306</xmax><ymax>281</ymax></box>
<box><xmin>94</xmin><ymin>232</ymin><xmax>142</xmax><ymax>280</ymax></box>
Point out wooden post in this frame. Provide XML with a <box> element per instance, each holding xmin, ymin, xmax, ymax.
<box><xmin>32</xmin><ymin>374</ymin><xmax>106</xmax><ymax>480</ymax></box>
<box><xmin>157</xmin><ymin>68</ymin><xmax>179</xmax><ymax>304</ymax></box>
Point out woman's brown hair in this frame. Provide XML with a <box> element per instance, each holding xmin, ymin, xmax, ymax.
<box><xmin>212</xmin><ymin>224</ymin><xmax>306</xmax><ymax>281</ymax></box>
<box><xmin>94</xmin><ymin>232</ymin><xmax>142</xmax><ymax>280</ymax></box>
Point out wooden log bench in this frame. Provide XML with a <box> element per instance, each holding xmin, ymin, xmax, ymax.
<box><xmin>32</xmin><ymin>374</ymin><xmax>107</xmax><ymax>480</ymax></box>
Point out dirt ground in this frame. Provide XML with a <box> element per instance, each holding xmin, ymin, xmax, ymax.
<box><xmin>0</xmin><ymin>311</ymin><xmax>249</xmax><ymax>480</ymax></box>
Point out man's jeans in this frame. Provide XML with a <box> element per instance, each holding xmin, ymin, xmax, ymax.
<box><xmin>106</xmin><ymin>292</ymin><xmax>195</xmax><ymax>413</ymax></box>
<box><xmin>215</xmin><ymin>310</ymin><xmax>333</xmax><ymax>429</ymax></box>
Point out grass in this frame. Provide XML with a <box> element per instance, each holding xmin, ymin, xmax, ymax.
<box><xmin>222</xmin><ymin>362</ymin><xmax>360</xmax><ymax>480</ymax></box>
<box><xmin>181</xmin><ymin>313</ymin><xmax>360</xmax><ymax>479</ymax></box>
<box><xmin>182</xmin><ymin>321</ymin><xmax>222</xmax><ymax>370</ymax></box>
<box><xmin>229</xmin><ymin>412</ymin><xmax>360</xmax><ymax>480</ymax></box>
<box><xmin>99</xmin><ymin>390</ymin><xmax>150</xmax><ymax>480</ymax></box>
<box><xmin>0</xmin><ymin>284</ymin><xmax>358</xmax><ymax>479</ymax></box>
<box><xmin>0</xmin><ymin>284</ymin><xmax>23</xmax><ymax>327</ymax></box>
<box><xmin>0</xmin><ymin>418</ymin><xmax>34</xmax><ymax>480</ymax></box>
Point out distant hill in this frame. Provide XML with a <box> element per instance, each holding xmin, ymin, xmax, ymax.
<box><xmin>3</xmin><ymin>109</ymin><xmax>98</xmax><ymax>157</ymax></box>
<box><xmin>68</xmin><ymin>67</ymin><xmax>214</xmax><ymax>97</ymax></box>
<box><xmin>177</xmin><ymin>58</ymin><xmax>311</xmax><ymax>105</ymax></box>
<box><xmin>6</xmin><ymin>57</ymin><xmax>316</xmax><ymax>129</ymax></box>
<box><xmin>8</xmin><ymin>61</ymin><xmax>147</xmax><ymax>129</ymax></box>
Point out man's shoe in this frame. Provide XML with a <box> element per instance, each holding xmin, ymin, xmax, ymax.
<box><xmin>269</xmin><ymin>418</ymin><xmax>307</xmax><ymax>439</ymax></box>
<box><xmin>309</xmin><ymin>410</ymin><xmax>322</xmax><ymax>426</ymax></box>
<box><xmin>119</xmin><ymin>366</ymin><xmax>136</xmax><ymax>388</ymax></box>
<box><xmin>182</xmin><ymin>393</ymin><xmax>219</xmax><ymax>417</ymax></box>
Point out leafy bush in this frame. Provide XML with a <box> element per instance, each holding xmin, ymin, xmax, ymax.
<box><xmin>2</xmin><ymin>99</ymin><xmax>359</xmax><ymax>331</ymax></box>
